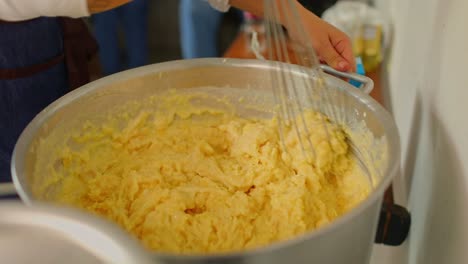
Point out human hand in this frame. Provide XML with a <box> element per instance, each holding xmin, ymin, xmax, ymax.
<box><xmin>228</xmin><ymin>0</ymin><xmax>355</xmax><ymax>71</ymax></box>
<box><xmin>284</xmin><ymin>2</ymin><xmax>356</xmax><ymax>72</ymax></box>
<box><xmin>87</xmin><ymin>0</ymin><xmax>131</xmax><ymax>13</ymax></box>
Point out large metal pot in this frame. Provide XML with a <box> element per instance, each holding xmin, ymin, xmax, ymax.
<box><xmin>11</xmin><ymin>58</ymin><xmax>401</xmax><ymax>264</ymax></box>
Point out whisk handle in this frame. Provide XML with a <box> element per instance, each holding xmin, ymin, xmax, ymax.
<box><xmin>320</xmin><ymin>64</ymin><xmax>374</xmax><ymax>95</ymax></box>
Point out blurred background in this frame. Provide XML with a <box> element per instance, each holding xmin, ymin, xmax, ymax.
<box><xmin>86</xmin><ymin>0</ymin><xmax>372</xmax><ymax>78</ymax></box>
<box><xmin>87</xmin><ymin>0</ymin><xmax>244</xmax><ymax>76</ymax></box>
<box><xmin>88</xmin><ymin>0</ymin><xmax>242</xmax><ymax>63</ymax></box>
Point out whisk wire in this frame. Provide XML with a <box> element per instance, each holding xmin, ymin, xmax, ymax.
<box><xmin>282</xmin><ymin>0</ymin><xmax>341</xmax><ymax>125</ymax></box>
<box><xmin>265</xmin><ymin>9</ymin><xmax>289</xmax><ymax>153</ymax></box>
<box><xmin>262</xmin><ymin>0</ymin><xmax>379</xmax><ymax>190</ymax></box>
<box><xmin>278</xmin><ymin>12</ymin><xmax>335</xmax><ymax>157</ymax></box>
<box><xmin>265</xmin><ymin>0</ymin><xmax>317</xmax><ymax>160</ymax></box>
<box><xmin>264</xmin><ymin>0</ymin><xmax>341</xmax><ymax>161</ymax></box>
<box><xmin>275</xmin><ymin>0</ymin><xmax>321</xmax><ymax>161</ymax></box>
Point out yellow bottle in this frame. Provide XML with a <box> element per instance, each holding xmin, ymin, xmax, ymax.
<box><xmin>362</xmin><ymin>23</ymin><xmax>383</xmax><ymax>72</ymax></box>
<box><xmin>352</xmin><ymin>26</ymin><xmax>364</xmax><ymax>57</ymax></box>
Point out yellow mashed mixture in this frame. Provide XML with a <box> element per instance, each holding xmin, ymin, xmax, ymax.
<box><xmin>45</xmin><ymin>93</ymin><xmax>370</xmax><ymax>254</ymax></box>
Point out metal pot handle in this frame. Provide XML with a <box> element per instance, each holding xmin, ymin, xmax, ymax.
<box><xmin>319</xmin><ymin>64</ymin><xmax>374</xmax><ymax>95</ymax></box>
<box><xmin>375</xmin><ymin>202</ymin><xmax>411</xmax><ymax>246</ymax></box>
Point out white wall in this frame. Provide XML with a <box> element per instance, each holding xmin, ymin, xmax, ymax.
<box><xmin>370</xmin><ymin>0</ymin><xmax>468</xmax><ymax>263</ymax></box>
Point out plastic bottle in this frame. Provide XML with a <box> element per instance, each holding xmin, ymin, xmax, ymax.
<box><xmin>362</xmin><ymin>10</ymin><xmax>383</xmax><ymax>72</ymax></box>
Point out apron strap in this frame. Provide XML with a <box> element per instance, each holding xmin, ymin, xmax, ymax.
<box><xmin>0</xmin><ymin>53</ymin><xmax>64</xmax><ymax>80</ymax></box>
<box><xmin>59</xmin><ymin>18</ymin><xmax>99</xmax><ymax>90</ymax></box>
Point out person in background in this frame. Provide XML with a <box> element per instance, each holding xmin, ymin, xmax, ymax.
<box><xmin>179</xmin><ymin>0</ymin><xmax>243</xmax><ymax>59</ymax></box>
<box><xmin>92</xmin><ymin>0</ymin><xmax>149</xmax><ymax>75</ymax></box>
<box><xmin>179</xmin><ymin>0</ymin><xmax>224</xmax><ymax>59</ymax></box>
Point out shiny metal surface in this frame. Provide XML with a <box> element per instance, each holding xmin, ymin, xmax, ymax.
<box><xmin>11</xmin><ymin>58</ymin><xmax>401</xmax><ymax>264</ymax></box>
<box><xmin>0</xmin><ymin>201</ymin><xmax>154</xmax><ymax>264</ymax></box>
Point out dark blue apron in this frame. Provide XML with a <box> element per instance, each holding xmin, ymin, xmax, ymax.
<box><xmin>0</xmin><ymin>18</ymin><xmax>68</xmax><ymax>183</ymax></box>
<box><xmin>0</xmin><ymin>17</ymin><xmax>98</xmax><ymax>203</ymax></box>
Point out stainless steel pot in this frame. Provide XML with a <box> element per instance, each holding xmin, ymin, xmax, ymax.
<box><xmin>11</xmin><ymin>58</ymin><xmax>401</xmax><ymax>264</ymax></box>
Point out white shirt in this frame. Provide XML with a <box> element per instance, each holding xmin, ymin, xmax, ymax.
<box><xmin>207</xmin><ymin>0</ymin><xmax>230</xmax><ymax>12</ymax></box>
<box><xmin>0</xmin><ymin>0</ymin><xmax>228</xmax><ymax>22</ymax></box>
<box><xmin>0</xmin><ymin>0</ymin><xmax>89</xmax><ymax>21</ymax></box>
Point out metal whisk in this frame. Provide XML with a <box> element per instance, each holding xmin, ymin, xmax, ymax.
<box><xmin>262</xmin><ymin>0</ymin><xmax>340</xmax><ymax>162</ymax></box>
<box><xmin>260</xmin><ymin>0</ymin><xmax>378</xmax><ymax>186</ymax></box>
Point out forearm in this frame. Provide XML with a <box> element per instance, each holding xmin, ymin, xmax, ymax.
<box><xmin>228</xmin><ymin>0</ymin><xmax>356</xmax><ymax>71</ymax></box>
<box><xmin>0</xmin><ymin>0</ymin><xmax>130</xmax><ymax>22</ymax></box>
<box><xmin>87</xmin><ymin>0</ymin><xmax>130</xmax><ymax>14</ymax></box>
